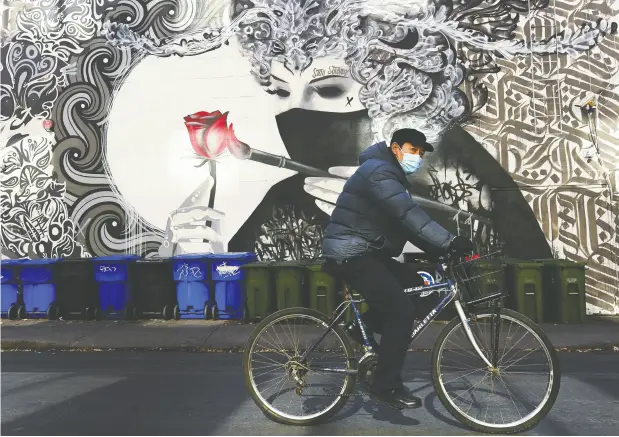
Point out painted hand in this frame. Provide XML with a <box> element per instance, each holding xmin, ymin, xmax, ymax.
<box><xmin>158</xmin><ymin>206</ymin><xmax>225</xmax><ymax>257</ymax></box>
<box><xmin>303</xmin><ymin>166</ymin><xmax>358</xmax><ymax>216</ymax></box>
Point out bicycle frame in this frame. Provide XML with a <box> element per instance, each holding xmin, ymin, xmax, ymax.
<box><xmin>300</xmin><ymin>260</ymin><xmax>502</xmax><ymax>373</ymax></box>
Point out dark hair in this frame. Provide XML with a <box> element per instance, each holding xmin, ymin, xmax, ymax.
<box><xmin>390</xmin><ymin>128</ymin><xmax>433</xmax><ymax>152</ymax></box>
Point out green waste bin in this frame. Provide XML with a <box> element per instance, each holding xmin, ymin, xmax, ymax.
<box><xmin>536</xmin><ymin>259</ymin><xmax>587</xmax><ymax>323</ymax></box>
<box><xmin>505</xmin><ymin>260</ymin><xmax>544</xmax><ymax>323</ymax></box>
<box><xmin>242</xmin><ymin>262</ymin><xmax>275</xmax><ymax>321</ymax></box>
<box><xmin>306</xmin><ymin>262</ymin><xmax>340</xmax><ymax>316</ymax></box>
<box><xmin>469</xmin><ymin>259</ymin><xmax>506</xmax><ymax>298</ymax></box>
<box><xmin>272</xmin><ymin>261</ymin><xmax>308</xmax><ymax>310</ymax></box>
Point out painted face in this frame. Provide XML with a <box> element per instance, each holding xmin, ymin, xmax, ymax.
<box><xmin>266</xmin><ymin>57</ymin><xmax>365</xmax><ymax>115</ymax></box>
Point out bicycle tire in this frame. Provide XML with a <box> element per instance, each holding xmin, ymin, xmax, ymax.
<box><xmin>243</xmin><ymin>307</ymin><xmax>357</xmax><ymax>426</ymax></box>
<box><xmin>431</xmin><ymin>308</ymin><xmax>561</xmax><ymax>434</ymax></box>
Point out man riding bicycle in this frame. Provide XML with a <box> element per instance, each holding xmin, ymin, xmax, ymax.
<box><xmin>322</xmin><ymin>128</ymin><xmax>475</xmax><ymax>409</ymax></box>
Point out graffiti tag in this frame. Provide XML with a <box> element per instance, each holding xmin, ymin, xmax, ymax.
<box><xmin>99</xmin><ymin>265</ymin><xmax>117</xmax><ymax>273</ymax></box>
<box><xmin>176</xmin><ymin>263</ymin><xmax>202</xmax><ymax>280</ymax></box>
<box><xmin>311</xmin><ymin>66</ymin><xmax>349</xmax><ymax>79</ymax></box>
<box><xmin>215</xmin><ymin>262</ymin><xmax>240</xmax><ymax>279</ymax></box>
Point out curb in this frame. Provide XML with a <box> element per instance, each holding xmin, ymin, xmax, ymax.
<box><xmin>2</xmin><ymin>340</ymin><xmax>618</xmax><ymax>353</ymax></box>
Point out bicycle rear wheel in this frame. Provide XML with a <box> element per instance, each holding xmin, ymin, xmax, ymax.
<box><xmin>243</xmin><ymin>307</ymin><xmax>356</xmax><ymax>426</ymax></box>
<box><xmin>432</xmin><ymin>308</ymin><xmax>561</xmax><ymax>434</ymax></box>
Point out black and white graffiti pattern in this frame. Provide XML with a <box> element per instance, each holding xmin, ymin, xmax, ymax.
<box><xmin>1</xmin><ymin>0</ymin><xmax>617</xmax><ymax>311</ymax></box>
<box><xmin>0</xmin><ymin>132</ymin><xmax>88</xmax><ymax>258</ymax></box>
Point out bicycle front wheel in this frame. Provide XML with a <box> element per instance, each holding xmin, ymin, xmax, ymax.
<box><xmin>432</xmin><ymin>308</ymin><xmax>561</xmax><ymax>434</ymax></box>
<box><xmin>243</xmin><ymin>307</ymin><xmax>356</xmax><ymax>426</ymax></box>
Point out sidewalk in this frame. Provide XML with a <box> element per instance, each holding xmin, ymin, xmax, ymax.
<box><xmin>1</xmin><ymin>316</ymin><xmax>617</xmax><ymax>352</ymax></box>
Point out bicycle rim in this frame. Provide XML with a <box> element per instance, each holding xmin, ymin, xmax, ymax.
<box><xmin>435</xmin><ymin>312</ymin><xmax>556</xmax><ymax>430</ymax></box>
<box><xmin>247</xmin><ymin>313</ymin><xmax>353</xmax><ymax>422</ymax></box>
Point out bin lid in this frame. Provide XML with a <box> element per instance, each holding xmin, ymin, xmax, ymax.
<box><xmin>92</xmin><ymin>255</ymin><xmax>141</xmax><ymax>262</ymax></box>
<box><xmin>203</xmin><ymin>252</ymin><xmax>257</xmax><ymax>260</ymax></box>
<box><xmin>55</xmin><ymin>257</ymin><xmax>96</xmax><ymax>266</ymax></box>
<box><xmin>270</xmin><ymin>260</ymin><xmax>313</xmax><ymax>268</ymax></box>
<box><xmin>306</xmin><ymin>261</ymin><xmax>328</xmax><ymax>271</ymax></box>
<box><xmin>135</xmin><ymin>258</ymin><xmax>171</xmax><ymax>264</ymax></box>
<box><xmin>171</xmin><ymin>253</ymin><xmax>213</xmax><ymax>260</ymax></box>
<box><xmin>241</xmin><ymin>261</ymin><xmax>275</xmax><ymax>268</ymax></box>
<box><xmin>20</xmin><ymin>258</ymin><xmax>59</xmax><ymax>265</ymax></box>
<box><xmin>1</xmin><ymin>258</ymin><xmax>28</xmax><ymax>266</ymax></box>
<box><xmin>533</xmin><ymin>258</ymin><xmax>587</xmax><ymax>267</ymax></box>
<box><xmin>503</xmin><ymin>258</ymin><xmax>542</xmax><ymax>267</ymax></box>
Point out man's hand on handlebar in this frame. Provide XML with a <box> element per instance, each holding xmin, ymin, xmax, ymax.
<box><xmin>448</xmin><ymin>236</ymin><xmax>476</xmax><ymax>257</ymax></box>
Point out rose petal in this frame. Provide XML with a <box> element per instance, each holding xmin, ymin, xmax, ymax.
<box><xmin>183</xmin><ymin>110</ymin><xmax>222</xmax><ymax>123</ymax></box>
<box><xmin>203</xmin><ymin>113</ymin><xmax>231</xmax><ymax>157</ymax></box>
<box><xmin>226</xmin><ymin>123</ymin><xmax>250</xmax><ymax>158</ymax></box>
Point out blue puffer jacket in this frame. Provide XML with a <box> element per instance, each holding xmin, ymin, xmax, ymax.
<box><xmin>322</xmin><ymin>141</ymin><xmax>455</xmax><ymax>260</ymax></box>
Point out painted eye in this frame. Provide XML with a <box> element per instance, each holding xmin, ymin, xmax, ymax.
<box><xmin>271</xmin><ymin>41</ymin><xmax>285</xmax><ymax>55</ymax></box>
<box><xmin>314</xmin><ymin>85</ymin><xmax>345</xmax><ymax>98</ymax></box>
<box><xmin>265</xmin><ymin>87</ymin><xmax>290</xmax><ymax>98</ymax></box>
<box><xmin>302</xmin><ymin>37</ymin><xmax>320</xmax><ymax>51</ymax></box>
<box><xmin>275</xmin><ymin>88</ymin><xmax>290</xmax><ymax>98</ymax></box>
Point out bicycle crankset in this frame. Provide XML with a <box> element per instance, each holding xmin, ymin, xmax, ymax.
<box><xmin>357</xmin><ymin>353</ymin><xmax>379</xmax><ymax>392</ymax></box>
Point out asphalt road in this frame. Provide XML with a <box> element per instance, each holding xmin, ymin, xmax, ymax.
<box><xmin>1</xmin><ymin>351</ymin><xmax>618</xmax><ymax>436</ymax></box>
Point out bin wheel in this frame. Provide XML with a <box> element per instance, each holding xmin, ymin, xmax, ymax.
<box><xmin>243</xmin><ymin>306</ymin><xmax>249</xmax><ymax>322</ymax></box>
<box><xmin>203</xmin><ymin>304</ymin><xmax>209</xmax><ymax>320</ymax></box>
<box><xmin>162</xmin><ymin>305</ymin><xmax>173</xmax><ymax>320</ymax></box>
<box><xmin>8</xmin><ymin>305</ymin><xmax>18</xmax><ymax>320</ymax></box>
<box><xmin>85</xmin><ymin>307</ymin><xmax>94</xmax><ymax>321</ymax></box>
<box><xmin>17</xmin><ymin>305</ymin><xmax>26</xmax><ymax>320</ymax></box>
<box><xmin>47</xmin><ymin>304</ymin><xmax>57</xmax><ymax>320</ymax></box>
<box><xmin>173</xmin><ymin>305</ymin><xmax>181</xmax><ymax>320</ymax></box>
<box><xmin>124</xmin><ymin>305</ymin><xmax>134</xmax><ymax>320</ymax></box>
<box><xmin>211</xmin><ymin>304</ymin><xmax>220</xmax><ymax>321</ymax></box>
<box><xmin>93</xmin><ymin>307</ymin><xmax>102</xmax><ymax>321</ymax></box>
<box><xmin>132</xmin><ymin>306</ymin><xmax>141</xmax><ymax>320</ymax></box>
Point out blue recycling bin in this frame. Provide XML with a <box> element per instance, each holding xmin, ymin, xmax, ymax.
<box><xmin>92</xmin><ymin>255</ymin><xmax>140</xmax><ymax>319</ymax></box>
<box><xmin>1</xmin><ymin>259</ymin><xmax>26</xmax><ymax>319</ymax></box>
<box><xmin>20</xmin><ymin>258</ymin><xmax>60</xmax><ymax>319</ymax></box>
<box><xmin>207</xmin><ymin>252</ymin><xmax>257</xmax><ymax>320</ymax></box>
<box><xmin>171</xmin><ymin>253</ymin><xmax>211</xmax><ymax>319</ymax></box>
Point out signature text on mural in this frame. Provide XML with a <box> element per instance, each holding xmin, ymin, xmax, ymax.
<box><xmin>312</xmin><ymin>66</ymin><xmax>349</xmax><ymax>79</ymax></box>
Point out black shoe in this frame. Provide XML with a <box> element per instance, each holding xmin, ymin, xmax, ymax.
<box><xmin>344</xmin><ymin>321</ymin><xmax>379</xmax><ymax>351</ymax></box>
<box><xmin>369</xmin><ymin>385</ymin><xmax>422</xmax><ymax>409</ymax></box>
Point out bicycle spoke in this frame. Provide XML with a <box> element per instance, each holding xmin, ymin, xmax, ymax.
<box><xmin>246</xmin><ymin>312</ymin><xmax>353</xmax><ymax>422</ymax></box>
<box><xmin>436</xmin><ymin>312</ymin><xmax>556</xmax><ymax>431</ymax></box>
<box><xmin>442</xmin><ymin>367</ymin><xmax>488</xmax><ymax>386</ymax></box>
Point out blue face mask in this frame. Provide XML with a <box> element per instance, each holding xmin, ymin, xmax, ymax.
<box><xmin>400</xmin><ymin>152</ymin><xmax>422</xmax><ymax>175</ymax></box>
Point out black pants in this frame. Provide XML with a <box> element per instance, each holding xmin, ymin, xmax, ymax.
<box><xmin>325</xmin><ymin>254</ymin><xmax>424</xmax><ymax>390</ymax></box>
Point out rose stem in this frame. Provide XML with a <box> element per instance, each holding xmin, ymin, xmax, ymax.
<box><xmin>204</xmin><ymin>160</ymin><xmax>217</xmax><ymax>243</ymax></box>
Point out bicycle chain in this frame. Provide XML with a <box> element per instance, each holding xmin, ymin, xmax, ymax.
<box><xmin>297</xmin><ymin>384</ymin><xmax>369</xmax><ymax>397</ymax></box>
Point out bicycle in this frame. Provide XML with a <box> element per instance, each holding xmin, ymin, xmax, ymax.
<box><xmin>243</xmin><ymin>251</ymin><xmax>561</xmax><ymax>434</ymax></box>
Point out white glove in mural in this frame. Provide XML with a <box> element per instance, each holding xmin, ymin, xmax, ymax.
<box><xmin>303</xmin><ymin>166</ymin><xmax>358</xmax><ymax>216</ymax></box>
<box><xmin>157</xmin><ymin>176</ymin><xmax>226</xmax><ymax>257</ymax></box>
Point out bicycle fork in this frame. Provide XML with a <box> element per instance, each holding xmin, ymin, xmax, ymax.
<box><xmin>454</xmin><ymin>300</ymin><xmax>496</xmax><ymax>370</ymax></box>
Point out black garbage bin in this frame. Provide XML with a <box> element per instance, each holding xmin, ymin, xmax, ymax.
<box><xmin>55</xmin><ymin>258</ymin><xmax>99</xmax><ymax>320</ymax></box>
<box><xmin>130</xmin><ymin>258</ymin><xmax>177</xmax><ymax>319</ymax></box>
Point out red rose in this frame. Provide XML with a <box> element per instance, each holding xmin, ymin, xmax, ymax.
<box><xmin>184</xmin><ymin>110</ymin><xmax>243</xmax><ymax>159</ymax></box>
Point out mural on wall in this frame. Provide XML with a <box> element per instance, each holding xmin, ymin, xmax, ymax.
<box><xmin>1</xmin><ymin>0</ymin><xmax>617</xmax><ymax>313</ymax></box>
